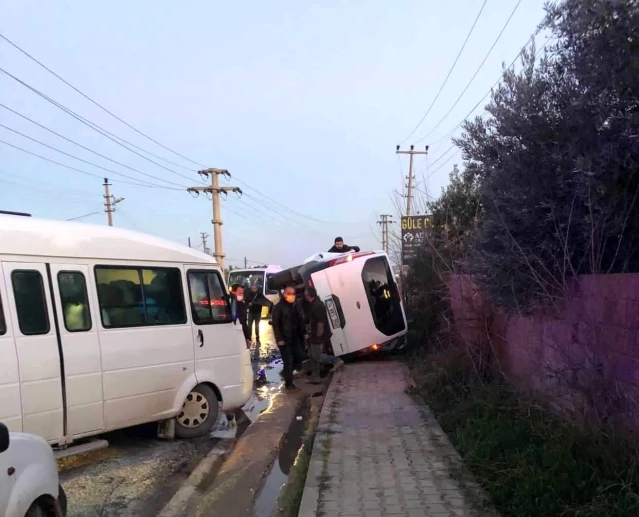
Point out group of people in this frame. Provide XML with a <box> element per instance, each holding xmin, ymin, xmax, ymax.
<box><xmin>227</xmin><ymin>236</ymin><xmax>360</xmax><ymax>391</ymax></box>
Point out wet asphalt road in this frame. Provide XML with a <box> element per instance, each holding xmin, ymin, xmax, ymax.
<box><xmin>59</xmin><ymin>320</ymin><xmax>283</xmax><ymax>517</ymax></box>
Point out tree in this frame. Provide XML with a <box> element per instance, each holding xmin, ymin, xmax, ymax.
<box><xmin>455</xmin><ymin>0</ymin><xmax>639</xmax><ymax>310</ymax></box>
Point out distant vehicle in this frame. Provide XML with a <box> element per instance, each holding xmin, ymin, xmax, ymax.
<box><xmin>267</xmin><ymin>250</ymin><xmax>407</xmax><ymax>356</ymax></box>
<box><xmin>0</xmin><ymin>213</ymin><xmax>253</xmax><ymax>455</ymax></box>
<box><xmin>0</xmin><ymin>422</ymin><xmax>67</xmax><ymax>517</ymax></box>
<box><xmin>227</xmin><ymin>265</ymin><xmax>283</xmax><ymax>317</ymax></box>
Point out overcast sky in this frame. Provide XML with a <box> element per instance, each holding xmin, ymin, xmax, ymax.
<box><xmin>0</xmin><ymin>0</ymin><xmax>548</xmax><ymax>267</ymax></box>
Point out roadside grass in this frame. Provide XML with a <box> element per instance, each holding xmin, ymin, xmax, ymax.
<box><xmin>276</xmin><ymin>446</ymin><xmax>311</xmax><ymax>517</ymax></box>
<box><xmin>411</xmin><ymin>345</ymin><xmax>639</xmax><ymax>517</ymax></box>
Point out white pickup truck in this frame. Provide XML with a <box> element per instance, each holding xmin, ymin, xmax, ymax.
<box><xmin>0</xmin><ymin>422</ymin><xmax>67</xmax><ymax>517</ymax></box>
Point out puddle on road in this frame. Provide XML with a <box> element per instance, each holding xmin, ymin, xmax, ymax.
<box><xmin>211</xmin><ymin>343</ymin><xmax>283</xmax><ymax>439</ymax></box>
<box><xmin>251</xmin><ymin>397</ymin><xmax>311</xmax><ymax>517</ymax></box>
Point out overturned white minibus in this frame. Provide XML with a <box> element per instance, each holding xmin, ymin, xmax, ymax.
<box><xmin>267</xmin><ymin>250</ymin><xmax>407</xmax><ymax>356</ymax></box>
<box><xmin>0</xmin><ymin>213</ymin><xmax>253</xmax><ymax>453</ymax></box>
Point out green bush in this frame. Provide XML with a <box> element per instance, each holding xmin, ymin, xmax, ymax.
<box><xmin>413</xmin><ymin>346</ymin><xmax>639</xmax><ymax>517</ymax></box>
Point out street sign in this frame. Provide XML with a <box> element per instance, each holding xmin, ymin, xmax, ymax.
<box><xmin>401</xmin><ymin>215</ymin><xmax>431</xmax><ymax>265</ymax></box>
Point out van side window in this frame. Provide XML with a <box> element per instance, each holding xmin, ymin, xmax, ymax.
<box><xmin>0</xmin><ymin>293</ymin><xmax>6</xmax><ymax>335</ymax></box>
<box><xmin>12</xmin><ymin>270</ymin><xmax>50</xmax><ymax>335</ymax></box>
<box><xmin>95</xmin><ymin>266</ymin><xmax>187</xmax><ymax>328</ymax></box>
<box><xmin>187</xmin><ymin>271</ymin><xmax>231</xmax><ymax>324</ymax></box>
<box><xmin>58</xmin><ymin>272</ymin><xmax>92</xmax><ymax>332</ymax></box>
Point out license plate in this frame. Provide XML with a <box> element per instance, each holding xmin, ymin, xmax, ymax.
<box><xmin>325</xmin><ymin>298</ymin><xmax>341</xmax><ymax>329</ymax></box>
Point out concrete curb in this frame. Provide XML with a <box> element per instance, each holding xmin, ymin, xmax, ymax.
<box><xmin>297</xmin><ymin>369</ymin><xmax>344</xmax><ymax>517</ymax></box>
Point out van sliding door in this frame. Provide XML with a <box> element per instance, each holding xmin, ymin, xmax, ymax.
<box><xmin>2</xmin><ymin>262</ymin><xmax>64</xmax><ymax>442</ymax></box>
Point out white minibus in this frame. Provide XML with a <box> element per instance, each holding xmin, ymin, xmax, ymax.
<box><xmin>0</xmin><ymin>213</ymin><xmax>253</xmax><ymax>453</ymax></box>
<box><xmin>227</xmin><ymin>265</ymin><xmax>282</xmax><ymax>317</ymax></box>
<box><xmin>267</xmin><ymin>250</ymin><xmax>407</xmax><ymax>356</ymax></box>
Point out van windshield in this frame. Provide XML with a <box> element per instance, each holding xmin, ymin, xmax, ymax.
<box><xmin>228</xmin><ymin>271</ymin><xmax>266</xmax><ymax>293</ymax></box>
<box><xmin>361</xmin><ymin>256</ymin><xmax>405</xmax><ymax>336</ymax></box>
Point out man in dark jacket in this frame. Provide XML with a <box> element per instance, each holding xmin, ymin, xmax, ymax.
<box><xmin>271</xmin><ymin>285</ymin><xmax>304</xmax><ymax>391</ymax></box>
<box><xmin>230</xmin><ymin>283</ymin><xmax>250</xmax><ymax>347</ymax></box>
<box><xmin>328</xmin><ymin>236</ymin><xmax>360</xmax><ymax>253</ymax></box>
<box><xmin>305</xmin><ymin>287</ymin><xmax>344</xmax><ymax>383</ymax></box>
<box><xmin>245</xmin><ymin>283</ymin><xmax>268</xmax><ymax>344</ymax></box>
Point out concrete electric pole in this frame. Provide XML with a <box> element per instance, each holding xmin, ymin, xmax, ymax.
<box><xmin>244</xmin><ymin>257</ymin><xmax>248</xmax><ymax>268</ymax></box>
<box><xmin>200</xmin><ymin>232</ymin><xmax>209</xmax><ymax>254</ymax></box>
<box><xmin>103</xmin><ymin>178</ymin><xmax>124</xmax><ymax>227</ymax></box>
<box><xmin>395</xmin><ymin>145</ymin><xmax>429</xmax><ymax>216</ymax></box>
<box><xmin>377</xmin><ymin>214</ymin><xmax>394</xmax><ymax>254</ymax></box>
<box><xmin>188</xmin><ymin>168</ymin><xmax>242</xmax><ymax>270</ymax></box>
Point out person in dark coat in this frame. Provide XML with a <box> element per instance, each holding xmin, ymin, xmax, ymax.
<box><xmin>245</xmin><ymin>283</ymin><xmax>269</xmax><ymax>344</ymax></box>
<box><xmin>271</xmin><ymin>285</ymin><xmax>305</xmax><ymax>391</ymax></box>
<box><xmin>304</xmin><ymin>287</ymin><xmax>344</xmax><ymax>383</ymax></box>
<box><xmin>230</xmin><ymin>283</ymin><xmax>250</xmax><ymax>346</ymax></box>
<box><xmin>328</xmin><ymin>236</ymin><xmax>360</xmax><ymax>253</ymax></box>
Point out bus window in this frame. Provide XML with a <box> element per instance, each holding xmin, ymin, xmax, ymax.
<box><xmin>228</xmin><ymin>271</ymin><xmax>265</xmax><ymax>293</ymax></box>
<box><xmin>0</xmin><ymin>292</ymin><xmax>6</xmax><ymax>335</ymax></box>
<box><xmin>58</xmin><ymin>271</ymin><xmax>92</xmax><ymax>332</ymax></box>
<box><xmin>360</xmin><ymin>257</ymin><xmax>405</xmax><ymax>336</ymax></box>
<box><xmin>12</xmin><ymin>270</ymin><xmax>50</xmax><ymax>336</ymax></box>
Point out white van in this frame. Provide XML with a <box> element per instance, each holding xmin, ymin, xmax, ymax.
<box><xmin>0</xmin><ymin>213</ymin><xmax>253</xmax><ymax>451</ymax></box>
<box><xmin>227</xmin><ymin>265</ymin><xmax>283</xmax><ymax>317</ymax></box>
<box><xmin>267</xmin><ymin>250</ymin><xmax>407</xmax><ymax>356</ymax></box>
<box><xmin>0</xmin><ymin>422</ymin><xmax>67</xmax><ymax>517</ymax></box>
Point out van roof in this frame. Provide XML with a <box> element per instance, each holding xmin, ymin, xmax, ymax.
<box><xmin>0</xmin><ymin>214</ymin><xmax>217</xmax><ymax>264</ymax></box>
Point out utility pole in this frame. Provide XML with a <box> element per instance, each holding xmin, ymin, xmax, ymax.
<box><xmin>377</xmin><ymin>214</ymin><xmax>394</xmax><ymax>254</ymax></box>
<box><xmin>188</xmin><ymin>168</ymin><xmax>242</xmax><ymax>270</ymax></box>
<box><xmin>244</xmin><ymin>257</ymin><xmax>248</xmax><ymax>268</ymax></box>
<box><xmin>103</xmin><ymin>178</ymin><xmax>124</xmax><ymax>227</ymax></box>
<box><xmin>200</xmin><ymin>232</ymin><xmax>209</xmax><ymax>254</ymax></box>
<box><xmin>188</xmin><ymin>237</ymin><xmax>192</xmax><ymax>248</ymax></box>
<box><xmin>396</xmin><ymin>145</ymin><xmax>429</xmax><ymax>216</ymax></box>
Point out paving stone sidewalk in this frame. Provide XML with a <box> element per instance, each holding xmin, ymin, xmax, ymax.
<box><xmin>298</xmin><ymin>360</ymin><xmax>496</xmax><ymax>517</ymax></box>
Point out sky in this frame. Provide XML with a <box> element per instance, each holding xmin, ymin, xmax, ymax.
<box><xmin>0</xmin><ymin>0</ymin><xmax>548</xmax><ymax>268</ymax></box>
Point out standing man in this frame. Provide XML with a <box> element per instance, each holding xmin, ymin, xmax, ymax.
<box><xmin>271</xmin><ymin>285</ymin><xmax>304</xmax><ymax>391</ymax></box>
<box><xmin>245</xmin><ymin>283</ymin><xmax>264</xmax><ymax>345</ymax></box>
<box><xmin>328</xmin><ymin>236</ymin><xmax>360</xmax><ymax>253</ymax></box>
<box><xmin>230</xmin><ymin>283</ymin><xmax>251</xmax><ymax>347</ymax></box>
<box><xmin>305</xmin><ymin>287</ymin><xmax>344</xmax><ymax>383</ymax></box>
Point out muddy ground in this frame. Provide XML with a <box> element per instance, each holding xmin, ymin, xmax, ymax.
<box><xmin>59</xmin><ymin>321</ymin><xmax>325</xmax><ymax>517</ymax></box>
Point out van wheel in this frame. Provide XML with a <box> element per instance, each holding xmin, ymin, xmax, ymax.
<box><xmin>175</xmin><ymin>384</ymin><xmax>219</xmax><ymax>438</ymax></box>
<box><xmin>58</xmin><ymin>484</ymin><xmax>68</xmax><ymax>516</ymax></box>
<box><xmin>25</xmin><ymin>501</ymin><xmax>46</xmax><ymax>517</ymax></box>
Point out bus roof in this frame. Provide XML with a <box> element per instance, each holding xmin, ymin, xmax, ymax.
<box><xmin>0</xmin><ymin>214</ymin><xmax>217</xmax><ymax>264</ymax></box>
<box><xmin>229</xmin><ymin>265</ymin><xmax>282</xmax><ymax>274</ymax></box>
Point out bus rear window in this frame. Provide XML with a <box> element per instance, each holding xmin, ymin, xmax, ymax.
<box><xmin>361</xmin><ymin>256</ymin><xmax>405</xmax><ymax>337</ymax></box>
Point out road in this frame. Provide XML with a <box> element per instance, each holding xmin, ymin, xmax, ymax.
<box><xmin>59</xmin><ymin>319</ymin><xmax>283</xmax><ymax>517</ymax></box>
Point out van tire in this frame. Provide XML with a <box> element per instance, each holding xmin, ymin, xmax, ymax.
<box><xmin>175</xmin><ymin>384</ymin><xmax>219</xmax><ymax>439</ymax></box>
<box><xmin>25</xmin><ymin>501</ymin><xmax>46</xmax><ymax>517</ymax></box>
<box><xmin>58</xmin><ymin>484</ymin><xmax>68</xmax><ymax>516</ymax></box>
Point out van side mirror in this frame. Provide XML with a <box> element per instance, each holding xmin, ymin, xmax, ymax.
<box><xmin>0</xmin><ymin>423</ymin><xmax>9</xmax><ymax>453</ymax></box>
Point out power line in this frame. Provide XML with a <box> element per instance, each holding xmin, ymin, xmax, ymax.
<box><xmin>0</xmin><ymin>122</ymin><xmax>187</xmax><ymax>189</ymax></box>
<box><xmin>0</xmin><ymin>31</ymin><xmax>202</xmax><ymax>169</ymax></box>
<box><xmin>66</xmin><ymin>209</ymin><xmax>103</xmax><ymax>221</ymax></box>
<box><xmin>0</xmin><ymin>139</ymin><xmax>184</xmax><ymax>190</ymax></box>
<box><xmin>0</xmin><ymin>66</ymin><xmax>203</xmax><ymax>184</ymax></box>
<box><xmin>400</xmin><ymin>0</ymin><xmax>489</xmax><ymax>144</ymax></box>
<box><xmin>415</xmin><ymin>0</ymin><xmax>524</xmax><ymax>145</ymax></box>
<box><xmin>427</xmin><ymin>149</ymin><xmax>460</xmax><ymax>179</ymax></box>
<box><xmin>0</xmin><ymin>33</ymin><xmax>336</xmax><ymax>226</ymax></box>
<box><xmin>0</xmin><ymin>102</ymin><xmax>190</xmax><ymax>188</ymax></box>
<box><xmin>430</xmin><ymin>33</ymin><xmax>552</xmax><ymax>147</ymax></box>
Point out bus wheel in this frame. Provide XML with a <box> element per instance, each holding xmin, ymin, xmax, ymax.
<box><xmin>175</xmin><ymin>384</ymin><xmax>219</xmax><ymax>438</ymax></box>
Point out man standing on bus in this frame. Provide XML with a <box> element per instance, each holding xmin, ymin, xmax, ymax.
<box><xmin>305</xmin><ymin>287</ymin><xmax>344</xmax><ymax>383</ymax></box>
<box><xmin>328</xmin><ymin>236</ymin><xmax>360</xmax><ymax>253</ymax></box>
<box><xmin>272</xmin><ymin>285</ymin><xmax>304</xmax><ymax>391</ymax></box>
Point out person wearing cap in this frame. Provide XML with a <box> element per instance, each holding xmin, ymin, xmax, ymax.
<box><xmin>304</xmin><ymin>286</ymin><xmax>344</xmax><ymax>384</ymax></box>
<box><xmin>328</xmin><ymin>236</ymin><xmax>360</xmax><ymax>253</ymax></box>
